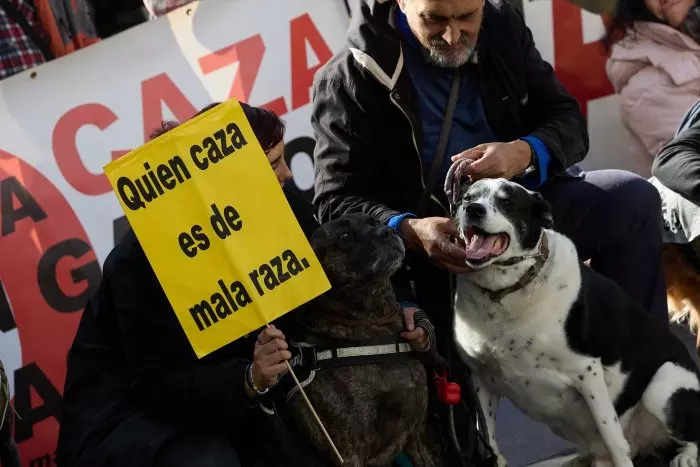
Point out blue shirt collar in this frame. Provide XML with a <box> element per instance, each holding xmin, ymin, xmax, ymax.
<box><xmin>395</xmin><ymin>8</ymin><xmax>420</xmax><ymax>49</ymax></box>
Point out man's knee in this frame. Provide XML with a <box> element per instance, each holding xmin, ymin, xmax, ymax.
<box><xmin>595</xmin><ymin>170</ymin><xmax>662</xmax><ymax>226</ymax></box>
<box><xmin>155</xmin><ymin>432</ymin><xmax>241</xmax><ymax>467</ymax></box>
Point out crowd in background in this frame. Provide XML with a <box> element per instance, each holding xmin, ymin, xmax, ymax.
<box><xmin>0</xmin><ymin>0</ymin><xmax>199</xmax><ymax>80</ymax></box>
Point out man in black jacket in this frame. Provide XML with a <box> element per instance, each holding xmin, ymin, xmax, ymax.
<box><xmin>312</xmin><ymin>0</ymin><xmax>668</xmax><ymax>341</ymax></box>
<box><xmin>652</xmin><ymin>99</ymin><xmax>700</xmax><ymax>255</ymax></box>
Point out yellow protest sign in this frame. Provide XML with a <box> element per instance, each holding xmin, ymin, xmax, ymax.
<box><xmin>104</xmin><ymin>99</ymin><xmax>331</xmax><ymax>358</ymax></box>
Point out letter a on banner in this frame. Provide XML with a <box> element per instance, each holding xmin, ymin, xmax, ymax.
<box><xmin>103</xmin><ymin>99</ymin><xmax>330</xmax><ymax>358</ymax></box>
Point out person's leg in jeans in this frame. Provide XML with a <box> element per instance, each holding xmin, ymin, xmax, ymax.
<box><xmin>539</xmin><ymin>170</ymin><xmax>668</xmax><ymax>323</ymax></box>
<box><xmin>155</xmin><ymin>431</ymin><xmax>241</xmax><ymax>467</ymax></box>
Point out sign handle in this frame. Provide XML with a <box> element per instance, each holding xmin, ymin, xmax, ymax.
<box><xmin>266</xmin><ymin>324</ymin><xmax>344</xmax><ymax>464</ymax></box>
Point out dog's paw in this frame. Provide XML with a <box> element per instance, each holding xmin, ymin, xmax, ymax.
<box><xmin>671</xmin><ymin>444</ymin><xmax>699</xmax><ymax>467</ymax></box>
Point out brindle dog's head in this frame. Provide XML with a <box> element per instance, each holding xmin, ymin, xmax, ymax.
<box><xmin>310</xmin><ymin>214</ymin><xmax>405</xmax><ymax>286</ymax></box>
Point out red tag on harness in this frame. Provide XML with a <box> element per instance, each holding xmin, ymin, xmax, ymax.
<box><xmin>434</xmin><ymin>371</ymin><xmax>461</xmax><ymax>405</ymax></box>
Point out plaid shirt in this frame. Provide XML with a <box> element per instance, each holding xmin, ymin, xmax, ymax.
<box><xmin>0</xmin><ymin>0</ymin><xmax>46</xmax><ymax>80</ymax></box>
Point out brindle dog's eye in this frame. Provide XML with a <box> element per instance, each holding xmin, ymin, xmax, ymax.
<box><xmin>339</xmin><ymin>232</ymin><xmax>351</xmax><ymax>241</ymax></box>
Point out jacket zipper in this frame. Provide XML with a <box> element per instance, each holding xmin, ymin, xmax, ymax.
<box><xmin>389</xmin><ymin>92</ymin><xmax>448</xmax><ymax>215</ymax></box>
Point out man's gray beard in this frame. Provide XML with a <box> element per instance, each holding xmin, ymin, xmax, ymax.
<box><xmin>422</xmin><ymin>44</ymin><xmax>475</xmax><ymax>68</ymax></box>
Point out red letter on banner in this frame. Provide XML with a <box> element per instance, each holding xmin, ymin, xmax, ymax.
<box><xmin>53</xmin><ymin>104</ymin><xmax>128</xmax><ymax>196</ymax></box>
<box><xmin>552</xmin><ymin>0</ymin><xmax>614</xmax><ymax>116</ymax></box>
<box><xmin>290</xmin><ymin>14</ymin><xmax>333</xmax><ymax>110</ymax></box>
<box><xmin>141</xmin><ymin>73</ymin><xmax>198</xmax><ymax>142</ymax></box>
<box><xmin>199</xmin><ymin>35</ymin><xmax>266</xmax><ymax>102</ymax></box>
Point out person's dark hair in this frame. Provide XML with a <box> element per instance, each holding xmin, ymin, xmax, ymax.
<box><xmin>603</xmin><ymin>0</ymin><xmax>664</xmax><ymax>50</ymax></box>
<box><xmin>149</xmin><ymin>101</ymin><xmax>286</xmax><ymax>152</ymax></box>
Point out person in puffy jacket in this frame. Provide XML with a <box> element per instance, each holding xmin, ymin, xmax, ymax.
<box><xmin>605</xmin><ymin>0</ymin><xmax>700</xmax><ymax>168</ymax></box>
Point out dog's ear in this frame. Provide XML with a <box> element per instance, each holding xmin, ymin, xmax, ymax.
<box><xmin>309</xmin><ymin>226</ymin><xmax>329</xmax><ymax>261</ymax></box>
<box><xmin>531</xmin><ymin>192</ymin><xmax>554</xmax><ymax>229</ymax></box>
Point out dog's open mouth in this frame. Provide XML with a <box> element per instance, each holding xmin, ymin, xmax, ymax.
<box><xmin>463</xmin><ymin>226</ymin><xmax>510</xmax><ymax>264</ymax></box>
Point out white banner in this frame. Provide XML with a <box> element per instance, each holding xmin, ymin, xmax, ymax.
<box><xmin>0</xmin><ymin>1</ymin><xmax>349</xmax><ymax>464</ymax></box>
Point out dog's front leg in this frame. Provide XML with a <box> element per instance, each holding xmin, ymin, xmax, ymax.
<box><xmin>470</xmin><ymin>371</ymin><xmax>506</xmax><ymax>467</ymax></box>
<box><xmin>574</xmin><ymin>361</ymin><xmax>633</xmax><ymax>467</ymax></box>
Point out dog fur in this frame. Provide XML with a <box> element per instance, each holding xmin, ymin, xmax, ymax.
<box><xmin>665</xmin><ymin>242</ymin><xmax>700</xmax><ymax>354</ymax></box>
<box><xmin>451</xmin><ymin>178</ymin><xmax>700</xmax><ymax>467</ymax></box>
<box><xmin>252</xmin><ymin>214</ymin><xmax>440</xmax><ymax>467</ymax></box>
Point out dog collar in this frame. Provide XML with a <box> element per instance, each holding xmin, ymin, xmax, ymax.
<box><xmin>478</xmin><ymin>233</ymin><xmax>550</xmax><ymax>302</ymax></box>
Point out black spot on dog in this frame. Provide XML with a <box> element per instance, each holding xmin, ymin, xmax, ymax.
<box><xmin>587</xmin><ymin>366</ymin><xmax>592</xmax><ymax>372</ymax></box>
<box><xmin>578</xmin><ymin>375</ymin><xmax>584</xmax><ymax>381</ymax></box>
<box><xmin>590</xmin><ymin>395</ymin><xmax>595</xmax><ymax>400</ymax></box>
<box><xmin>558</xmin><ymin>284</ymin><xmax>568</xmax><ymax>290</ymax></box>
<box><xmin>593</xmin><ymin>372</ymin><xmax>598</xmax><ymax>377</ymax></box>
<box><xmin>509</xmin><ymin>339</ymin><xmax>516</xmax><ymax>346</ymax></box>
<box><xmin>535</xmin><ymin>364</ymin><xmax>541</xmax><ymax>369</ymax></box>
<box><xmin>525</xmin><ymin>380</ymin><xmax>530</xmax><ymax>386</ymax></box>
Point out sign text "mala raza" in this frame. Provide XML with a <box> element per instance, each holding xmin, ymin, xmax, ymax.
<box><xmin>104</xmin><ymin>100</ymin><xmax>330</xmax><ymax>357</ymax></box>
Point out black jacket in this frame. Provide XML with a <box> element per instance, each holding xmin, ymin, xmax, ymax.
<box><xmin>56</xmin><ymin>189</ymin><xmax>320</xmax><ymax>467</ymax></box>
<box><xmin>652</xmin><ymin>101</ymin><xmax>700</xmax><ymax>206</ymax></box>
<box><xmin>311</xmin><ymin>0</ymin><xmax>588</xmax><ymax>223</ymax></box>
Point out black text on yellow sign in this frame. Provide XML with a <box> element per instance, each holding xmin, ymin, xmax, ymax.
<box><xmin>104</xmin><ymin>100</ymin><xmax>330</xmax><ymax>358</ymax></box>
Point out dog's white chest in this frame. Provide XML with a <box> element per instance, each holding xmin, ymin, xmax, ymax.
<box><xmin>456</xmin><ymin>317</ymin><xmax>581</xmax><ymax>418</ymax></box>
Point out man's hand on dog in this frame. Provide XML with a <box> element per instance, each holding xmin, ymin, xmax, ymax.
<box><xmin>400</xmin><ymin>217</ymin><xmax>471</xmax><ymax>274</ymax></box>
<box><xmin>251</xmin><ymin>325</ymin><xmax>291</xmax><ymax>391</ymax></box>
<box><xmin>451</xmin><ymin>140</ymin><xmax>532</xmax><ymax>181</ymax></box>
<box><xmin>401</xmin><ymin>307</ymin><xmax>431</xmax><ymax>352</ymax></box>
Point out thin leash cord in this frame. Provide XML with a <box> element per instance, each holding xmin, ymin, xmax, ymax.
<box><xmin>264</xmin><ymin>323</ymin><xmax>344</xmax><ymax>464</ymax></box>
<box><xmin>448</xmin><ymin>275</ymin><xmax>494</xmax><ymax>463</ymax></box>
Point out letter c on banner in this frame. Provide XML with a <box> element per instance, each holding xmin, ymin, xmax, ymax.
<box><xmin>53</xmin><ymin>103</ymin><xmax>129</xmax><ymax>196</ymax></box>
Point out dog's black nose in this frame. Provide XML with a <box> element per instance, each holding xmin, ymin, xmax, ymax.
<box><xmin>465</xmin><ymin>203</ymin><xmax>486</xmax><ymax>218</ymax></box>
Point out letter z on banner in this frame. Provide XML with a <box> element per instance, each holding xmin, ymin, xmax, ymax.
<box><xmin>0</xmin><ymin>0</ymin><xmax>349</xmax><ymax>464</ymax></box>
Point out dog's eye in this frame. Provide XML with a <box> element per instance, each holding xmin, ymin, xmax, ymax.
<box><xmin>339</xmin><ymin>232</ymin><xmax>352</xmax><ymax>241</ymax></box>
<box><xmin>500</xmin><ymin>198</ymin><xmax>514</xmax><ymax>208</ymax></box>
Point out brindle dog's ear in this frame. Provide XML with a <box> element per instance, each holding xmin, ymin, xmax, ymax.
<box><xmin>531</xmin><ymin>192</ymin><xmax>554</xmax><ymax>229</ymax></box>
<box><xmin>310</xmin><ymin>226</ymin><xmax>329</xmax><ymax>261</ymax></box>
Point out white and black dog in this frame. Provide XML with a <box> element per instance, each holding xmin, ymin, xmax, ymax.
<box><xmin>446</xmin><ymin>173</ymin><xmax>700</xmax><ymax>467</ymax></box>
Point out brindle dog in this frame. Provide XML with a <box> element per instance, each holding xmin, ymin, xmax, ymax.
<box><xmin>251</xmin><ymin>214</ymin><xmax>441</xmax><ymax>467</ymax></box>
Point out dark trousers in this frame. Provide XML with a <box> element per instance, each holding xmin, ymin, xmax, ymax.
<box><xmin>539</xmin><ymin>169</ymin><xmax>668</xmax><ymax>323</ymax></box>
<box><xmin>155</xmin><ymin>431</ymin><xmax>241</xmax><ymax>467</ymax></box>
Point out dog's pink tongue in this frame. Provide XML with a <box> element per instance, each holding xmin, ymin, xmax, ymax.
<box><xmin>465</xmin><ymin>234</ymin><xmax>501</xmax><ymax>260</ymax></box>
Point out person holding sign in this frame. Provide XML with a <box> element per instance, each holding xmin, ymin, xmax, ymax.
<box><xmin>56</xmin><ymin>103</ymin><xmax>316</xmax><ymax>467</ymax></box>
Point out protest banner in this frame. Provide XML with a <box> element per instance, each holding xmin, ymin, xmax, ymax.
<box><xmin>0</xmin><ymin>1</ymin><xmax>349</xmax><ymax>464</ymax></box>
<box><xmin>104</xmin><ymin>99</ymin><xmax>331</xmax><ymax>357</ymax></box>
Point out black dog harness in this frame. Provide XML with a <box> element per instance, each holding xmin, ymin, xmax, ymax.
<box><xmin>259</xmin><ymin>309</ymin><xmax>437</xmax><ymax>414</ymax></box>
